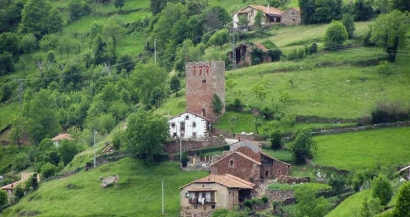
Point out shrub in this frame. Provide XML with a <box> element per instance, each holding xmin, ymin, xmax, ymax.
<box><xmin>14</xmin><ymin>185</ymin><xmax>25</xmax><ymax>200</ymax></box>
<box><xmin>324</xmin><ymin>20</ymin><xmax>348</xmax><ymax>50</ymax></box>
<box><xmin>371</xmin><ymin>102</ymin><xmax>410</xmax><ymax>124</ymax></box>
<box><xmin>372</xmin><ymin>174</ymin><xmax>393</xmax><ymax>206</ymax></box>
<box><xmin>112</xmin><ymin>132</ymin><xmax>122</xmax><ymax>150</ymax></box>
<box><xmin>13</xmin><ymin>152</ymin><xmax>31</xmax><ymax>171</ymax></box>
<box><xmin>244</xmin><ymin>199</ymin><xmax>253</xmax><ymax>208</ymax></box>
<box><xmin>261</xmin><ymin>196</ymin><xmax>269</xmax><ymax>203</ymax></box>
<box><xmin>0</xmin><ymin>83</ymin><xmax>12</xmax><ymax>103</ymax></box>
<box><xmin>309</xmin><ymin>43</ymin><xmax>318</xmax><ymax>54</ymax></box>
<box><xmin>377</xmin><ymin>60</ymin><xmax>393</xmax><ymax>75</ymax></box>
<box><xmin>270</xmin><ymin>130</ymin><xmax>283</xmax><ymax>150</ymax></box>
<box><xmin>0</xmin><ymin>190</ymin><xmax>7</xmax><ymax>206</ymax></box>
<box><xmin>393</xmin><ymin>182</ymin><xmax>410</xmax><ymax>217</ymax></box>
<box><xmin>41</xmin><ymin>162</ymin><xmax>57</xmax><ymax>179</ymax></box>
<box><xmin>181</xmin><ymin>152</ymin><xmax>189</xmax><ymax>167</ymax></box>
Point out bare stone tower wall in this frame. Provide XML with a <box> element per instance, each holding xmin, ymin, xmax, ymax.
<box><xmin>185</xmin><ymin>61</ymin><xmax>225</xmax><ymax>122</ymax></box>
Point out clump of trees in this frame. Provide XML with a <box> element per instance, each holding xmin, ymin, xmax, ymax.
<box><xmin>290</xmin><ymin>130</ymin><xmax>317</xmax><ymax>164</ymax></box>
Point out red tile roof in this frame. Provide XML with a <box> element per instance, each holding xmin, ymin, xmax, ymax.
<box><xmin>51</xmin><ymin>133</ymin><xmax>73</xmax><ymax>141</ymax></box>
<box><xmin>236</xmin><ymin>5</ymin><xmax>283</xmax><ymax>15</ymax></box>
<box><xmin>181</xmin><ymin>174</ymin><xmax>255</xmax><ymax>190</ymax></box>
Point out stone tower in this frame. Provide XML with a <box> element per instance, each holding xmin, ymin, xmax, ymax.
<box><xmin>185</xmin><ymin>61</ymin><xmax>225</xmax><ymax>122</ymax></box>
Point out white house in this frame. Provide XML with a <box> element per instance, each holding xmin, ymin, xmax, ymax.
<box><xmin>232</xmin><ymin>5</ymin><xmax>283</xmax><ymax>28</ymax></box>
<box><xmin>168</xmin><ymin>112</ymin><xmax>211</xmax><ymax>139</ymax></box>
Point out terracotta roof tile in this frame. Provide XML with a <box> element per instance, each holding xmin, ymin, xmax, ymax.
<box><xmin>181</xmin><ymin>174</ymin><xmax>255</xmax><ymax>190</ymax></box>
<box><xmin>51</xmin><ymin>133</ymin><xmax>73</xmax><ymax>141</ymax></box>
<box><xmin>247</xmin><ymin>5</ymin><xmax>283</xmax><ymax>15</ymax></box>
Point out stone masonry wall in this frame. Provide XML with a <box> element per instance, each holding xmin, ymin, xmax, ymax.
<box><xmin>281</xmin><ymin>8</ymin><xmax>301</xmax><ymax>25</ymax></box>
<box><xmin>185</xmin><ymin>61</ymin><xmax>225</xmax><ymax>122</ymax></box>
<box><xmin>210</xmin><ymin>152</ymin><xmax>260</xmax><ymax>182</ymax></box>
<box><xmin>164</xmin><ymin>136</ymin><xmax>225</xmax><ymax>154</ymax></box>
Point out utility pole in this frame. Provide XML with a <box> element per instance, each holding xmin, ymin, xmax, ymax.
<box><xmin>154</xmin><ymin>39</ymin><xmax>157</xmax><ymax>63</ymax></box>
<box><xmin>93</xmin><ymin>130</ymin><xmax>98</xmax><ymax>168</ymax></box>
<box><xmin>162</xmin><ymin>180</ymin><xmax>164</xmax><ymax>214</ymax></box>
<box><xmin>179</xmin><ymin>137</ymin><xmax>182</xmax><ymax>164</ymax></box>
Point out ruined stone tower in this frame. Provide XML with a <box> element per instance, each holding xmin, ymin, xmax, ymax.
<box><xmin>185</xmin><ymin>61</ymin><xmax>225</xmax><ymax>122</ymax></box>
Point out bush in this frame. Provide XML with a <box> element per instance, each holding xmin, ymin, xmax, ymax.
<box><xmin>377</xmin><ymin>60</ymin><xmax>393</xmax><ymax>75</ymax></box>
<box><xmin>181</xmin><ymin>152</ymin><xmax>189</xmax><ymax>167</ymax></box>
<box><xmin>371</xmin><ymin>102</ymin><xmax>410</xmax><ymax>124</ymax></box>
<box><xmin>270</xmin><ymin>130</ymin><xmax>283</xmax><ymax>150</ymax></box>
<box><xmin>13</xmin><ymin>152</ymin><xmax>31</xmax><ymax>171</ymax></box>
<box><xmin>41</xmin><ymin>162</ymin><xmax>57</xmax><ymax>179</ymax></box>
<box><xmin>325</xmin><ymin>20</ymin><xmax>348</xmax><ymax>50</ymax></box>
<box><xmin>0</xmin><ymin>190</ymin><xmax>7</xmax><ymax>206</ymax></box>
<box><xmin>393</xmin><ymin>182</ymin><xmax>410</xmax><ymax>217</ymax></box>
<box><xmin>309</xmin><ymin>43</ymin><xmax>318</xmax><ymax>54</ymax></box>
<box><xmin>372</xmin><ymin>174</ymin><xmax>393</xmax><ymax>206</ymax></box>
<box><xmin>14</xmin><ymin>185</ymin><xmax>25</xmax><ymax>200</ymax></box>
<box><xmin>261</xmin><ymin>196</ymin><xmax>269</xmax><ymax>203</ymax></box>
<box><xmin>244</xmin><ymin>199</ymin><xmax>253</xmax><ymax>208</ymax></box>
<box><xmin>0</xmin><ymin>83</ymin><xmax>12</xmax><ymax>103</ymax></box>
<box><xmin>112</xmin><ymin>132</ymin><xmax>122</xmax><ymax>150</ymax></box>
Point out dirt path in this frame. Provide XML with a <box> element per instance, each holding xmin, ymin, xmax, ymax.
<box><xmin>0</xmin><ymin>172</ymin><xmax>36</xmax><ymax>190</ymax></box>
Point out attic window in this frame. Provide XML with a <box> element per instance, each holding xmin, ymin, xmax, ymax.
<box><xmin>202</xmin><ymin>79</ymin><xmax>206</xmax><ymax>83</ymax></box>
<box><xmin>186</xmin><ymin>115</ymin><xmax>189</xmax><ymax>120</ymax></box>
<box><xmin>229</xmin><ymin>159</ymin><xmax>234</xmax><ymax>168</ymax></box>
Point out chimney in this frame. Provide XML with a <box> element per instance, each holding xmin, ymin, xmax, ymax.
<box><xmin>267</xmin><ymin>4</ymin><xmax>270</xmax><ymax>13</ymax></box>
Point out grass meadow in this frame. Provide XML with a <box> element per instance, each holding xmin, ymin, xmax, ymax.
<box><xmin>313</xmin><ymin>127</ymin><xmax>410</xmax><ymax>170</ymax></box>
<box><xmin>3</xmin><ymin>158</ymin><xmax>208</xmax><ymax>217</ymax></box>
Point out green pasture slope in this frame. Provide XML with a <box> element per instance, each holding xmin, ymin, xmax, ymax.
<box><xmin>313</xmin><ymin>127</ymin><xmax>410</xmax><ymax>170</ymax></box>
<box><xmin>2</xmin><ymin>158</ymin><xmax>208</xmax><ymax>217</ymax></box>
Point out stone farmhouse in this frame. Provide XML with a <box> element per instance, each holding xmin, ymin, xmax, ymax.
<box><xmin>232</xmin><ymin>5</ymin><xmax>301</xmax><ymax>28</ymax></box>
<box><xmin>210</xmin><ymin>140</ymin><xmax>291</xmax><ymax>183</ymax></box>
<box><xmin>179</xmin><ymin>174</ymin><xmax>254</xmax><ymax>217</ymax></box>
<box><xmin>168</xmin><ymin>112</ymin><xmax>211</xmax><ymax>139</ymax></box>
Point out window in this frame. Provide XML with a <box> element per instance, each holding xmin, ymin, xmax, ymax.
<box><xmin>229</xmin><ymin>159</ymin><xmax>234</xmax><ymax>168</ymax></box>
<box><xmin>193</xmin><ymin>132</ymin><xmax>197</xmax><ymax>138</ymax></box>
<box><xmin>202</xmin><ymin>79</ymin><xmax>206</xmax><ymax>83</ymax></box>
<box><xmin>185</xmin><ymin>115</ymin><xmax>189</xmax><ymax>120</ymax></box>
<box><xmin>211</xmin><ymin>205</ymin><xmax>215</xmax><ymax>209</ymax></box>
<box><xmin>171</xmin><ymin>123</ymin><xmax>175</xmax><ymax>128</ymax></box>
<box><xmin>192</xmin><ymin>122</ymin><xmax>196</xmax><ymax>128</ymax></box>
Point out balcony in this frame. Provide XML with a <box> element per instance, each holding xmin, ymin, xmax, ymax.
<box><xmin>189</xmin><ymin>197</ymin><xmax>215</xmax><ymax>204</ymax></box>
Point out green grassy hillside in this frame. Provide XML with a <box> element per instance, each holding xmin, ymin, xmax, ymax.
<box><xmin>313</xmin><ymin>127</ymin><xmax>410</xmax><ymax>170</ymax></box>
<box><xmin>2</xmin><ymin>158</ymin><xmax>208</xmax><ymax>217</ymax></box>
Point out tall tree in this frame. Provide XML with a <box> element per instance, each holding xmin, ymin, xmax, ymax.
<box><xmin>0</xmin><ymin>32</ymin><xmax>19</xmax><ymax>56</ymax></box>
<box><xmin>324</xmin><ymin>20</ymin><xmax>348</xmax><ymax>49</ymax></box>
<box><xmin>24</xmin><ymin>89</ymin><xmax>61</xmax><ymax>144</ymax></box>
<box><xmin>372</xmin><ymin>174</ymin><xmax>393</xmax><ymax>206</ymax></box>
<box><xmin>170</xmin><ymin>75</ymin><xmax>181</xmax><ymax>96</ymax></box>
<box><xmin>341</xmin><ymin>13</ymin><xmax>356</xmax><ymax>39</ymax></box>
<box><xmin>393</xmin><ymin>182</ymin><xmax>410</xmax><ymax>217</ymax></box>
<box><xmin>114</xmin><ymin>0</ymin><xmax>125</xmax><ymax>11</ymax></box>
<box><xmin>131</xmin><ymin>62</ymin><xmax>167</xmax><ymax>105</ymax></box>
<box><xmin>103</xmin><ymin>18</ymin><xmax>126</xmax><ymax>59</ymax></box>
<box><xmin>20</xmin><ymin>0</ymin><xmax>52</xmax><ymax>36</ymax></box>
<box><xmin>208</xmin><ymin>28</ymin><xmax>229</xmax><ymax>49</ymax></box>
<box><xmin>254</xmin><ymin>11</ymin><xmax>266</xmax><ymax>29</ymax></box>
<box><xmin>212</xmin><ymin>93</ymin><xmax>224</xmax><ymax>117</ymax></box>
<box><xmin>299</xmin><ymin>0</ymin><xmax>316</xmax><ymax>24</ymax></box>
<box><xmin>290</xmin><ymin>130</ymin><xmax>317</xmax><ymax>164</ymax></box>
<box><xmin>371</xmin><ymin>10</ymin><xmax>410</xmax><ymax>62</ymax></box>
<box><xmin>124</xmin><ymin>109</ymin><xmax>168</xmax><ymax>163</ymax></box>
<box><xmin>47</xmin><ymin>8</ymin><xmax>64</xmax><ymax>33</ymax></box>
<box><xmin>392</xmin><ymin>0</ymin><xmax>410</xmax><ymax>11</ymax></box>
<box><xmin>295</xmin><ymin>185</ymin><xmax>331</xmax><ymax>217</ymax></box>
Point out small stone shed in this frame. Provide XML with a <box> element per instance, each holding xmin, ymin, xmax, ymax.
<box><xmin>281</xmin><ymin>8</ymin><xmax>301</xmax><ymax>25</ymax></box>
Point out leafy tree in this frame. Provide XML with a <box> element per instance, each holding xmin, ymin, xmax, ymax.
<box><xmin>131</xmin><ymin>62</ymin><xmax>167</xmax><ymax>105</ymax></box>
<box><xmin>89</xmin><ymin>20</ymin><xmax>104</xmax><ymax>38</ymax></box>
<box><xmin>116</xmin><ymin>54</ymin><xmax>135</xmax><ymax>73</ymax></box>
<box><xmin>68</xmin><ymin>0</ymin><xmax>90</xmax><ymax>21</ymax></box>
<box><xmin>329</xmin><ymin>175</ymin><xmax>346</xmax><ymax>197</ymax></box>
<box><xmin>20</xmin><ymin>33</ymin><xmax>37</xmax><ymax>54</ymax></box>
<box><xmin>392</xmin><ymin>0</ymin><xmax>410</xmax><ymax>11</ymax></box>
<box><xmin>393</xmin><ymin>182</ymin><xmax>410</xmax><ymax>217</ymax></box>
<box><xmin>226</xmin><ymin>79</ymin><xmax>237</xmax><ymax>92</ymax></box>
<box><xmin>208</xmin><ymin>29</ymin><xmax>229</xmax><ymax>49</ymax></box>
<box><xmin>212</xmin><ymin>93</ymin><xmax>224</xmax><ymax>117</ymax></box>
<box><xmin>93</xmin><ymin>34</ymin><xmax>109</xmax><ymax>65</ymax></box>
<box><xmin>124</xmin><ymin>109</ymin><xmax>168</xmax><ymax>163</ymax></box>
<box><xmin>39</xmin><ymin>34</ymin><xmax>59</xmax><ymax>53</ymax></box>
<box><xmin>0</xmin><ymin>51</ymin><xmax>14</xmax><ymax>73</ymax></box>
<box><xmin>299</xmin><ymin>0</ymin><xmax>316</xmax><ymax>24</ymax></box>
<box><xmin>114</xmin><ymin>0</ymin><xmax>125</xmax><ymax>11</ymax></box>
<box><xmin>202</xmin><ymin>6</ymin><xmax>231</xmax><ymax>32</ymax></box>
<box><xmin>37</xmin><ymin>138</ymin><xmax>60</xmax><ymax>165</ymax></box>
<box><xmin>270</xmin><ymin>130</ymin><xmax>282</xmax><ymax>150</ymax></box>
<box><xmin>372</xmin><ymin>174</ymin><xmax>393</xmax><ymax>206</ymax></box>
<box><xmin>14</xmin><ymin>185</ymin><xmax>25</xmax><ymax>200</ymax></box>
<box><xmin>24</xmin><ymin>89</ymin><xmax>61</xmax><ymax>144</ymax></box>
<box><xmin>181</xmin><ymin>151</ymin><xmax>189</xmax><ymax>167</ymax></box>
<box><xmin>0</xmin><ymin>190</ymin><xmax>7</xmax><ymax>206</ymax></box>
<box><xmin>170</xmin><ymin>75</ymin><xmax>181</xmax><ymax>96</ymax></box>
<box><xmin>238</xmin><ymin>14</ymin><xmax>249</xmax><ymax>29</ymax></box>
<box><xmin>354</xmin><ymin>0</ymin><xmax>374</xmax><ymax>21</ymax></box>
<box><xmin>342</xmin><ymin>14</ymin><xmax>355</xmax><ymax>39</ymax></box>
<box><xmin>149</xmin><ymin>0</ymin><xmax>168</xmax><ymax>16</ymax></box>
<box><xmin>58</xmin><ymin>140</ymin><xmax>82</xmax><ymax>165</ymax></box>
<box><xmin>103</xmin><ymin>18</ymin><xmax>126</xmax><ymax>58</ymax></box>
<box><xmin>295</xmin><ymin>185</ymin><xmax>331</xmax><ymax>217</ymax></box>
<box><xmin>20</xmin><ymin>0</ymin><xmax>52</xmax><ymax>36</ymax></box>
<box><xmin>9</xmin><ymin>113</ymin><xmax>28</xmax><ymax>147</ymax></box>
<box><xmin>370</xmin><ymin>10</ymin><xmax>410</xmax><ymax>62</ymax></box>
<box><xmin>174</xmin><ymin>39</ymin><xmax>204</xmax><ymax>71</ymax></box>
<box><xmin>112</xmin><ymin>132</ymin><xmax>122</xmax><ymax>150</ymax></box>
<box><xmin>13</xmin><ymin>152</ymin><xmax>31</xmax><ymax>170</ymax></box>
<box><xmin>41</xmin><ymin>162</ymin><xmax>56</xmax><ymax>179</ymax></box>
<box><xmin>290</xmin><ymin>130</ymin><xmax>317</xmax><ymax>164</ymax></box>
<box><xmin>47</xmin><ymin>8</ymin><xmax>64</xmax><ymax>33</ymax></box>
<box><xmin>324</xmin><ymin>20</ymin><xmax>348</xmax><ymax>50</ymax></box>
<box><xmin>254</xmin><ymin>11</ymin><xmax>266</xmax><ymax>29</ymax></box>
<box><xmin>0</xmin><ymin>32</ymin><xmax>19</xmax><ymax>56</ymax></box>
<box><xmin>252</xmin><ymin>81</ymin><xmax>268</xmax><ymax>103</ymax></box>
<box><xmin>0</xmin><ymin>0</ymin><xmax>25</xmax><ymax>33</ymax></box>
<box><xmin>360</xmin><ymin>197</ymin><xmax>382</xmax><ymax>217</ymax></box>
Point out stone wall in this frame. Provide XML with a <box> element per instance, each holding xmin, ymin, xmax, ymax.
<box><xmin>164</xmin><ymin>136</ymin><xmax>225</xmax><ymax>154</ymax></box>
<box><xmin>185</xmin><ymin>61</ymin><xmax>225</xmax><ymax>122</ymax></box>
<box><xmin>277</xmin><ymin>175</ymin><xmax>310</xmax><ymax>184</ymax></box>
<box><xmin>312</xmin><ymin>121</ymin><xmax>410</xmax><ymax>136</ymax></box>
<box><xmin>281</xmin><ymin>8</ymin><xmax>301</xmax><ymax>25</ymax></box>
<box><xmin>213</xmin><ymin>128</ymin><xmax>265</xmax><ymax>141</ymax></box>
<box><xmin>210</xmin><ymin>152</ymin><xmax>261</xmax><ymax>182</ymax></box>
